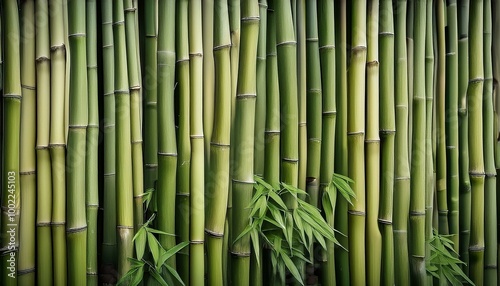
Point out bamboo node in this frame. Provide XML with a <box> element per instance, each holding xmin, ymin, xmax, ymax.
<box><xmin>35</xmin><ymin>56</ymin><xmax>50</xmax><ymax>63</ymax></box>
<box><xmin>236</xmin><ymin>93</ymin><xmax>257</xmax><ymax>99</ymax></box>
<box><xmin>191</xmin><ymin>240</ymin><xmax>204</xmax><ymax>244</ymax></box>
<box><xmin>409</xmin><ymin>211</ymin><xmax>425</xmax><ymax>216</ymax></box>
<box><xmin>210</xmin><ymin>142</ymin><xmax>230</xmax><ymax>148</ymax></box>
<box><xmin>20</xmin><ymin>170</ymin><xmax>36</xmax><ymax>175</ymax></box>
<box><xmin>190</xmin><ymin>135</ymin><xmax>204</xmax><ymax>139</ymax></box>
<box><xmin>468</xmin><ymin>171</ymin><xmax>485</xmax><ymax>177</ymax></box>
<box><xmin>485</xmin><ymin>265</ymin><xmax>498</xmax><ymax>269</ymax></box>
<box><xmin>68</xmin><ymin>32</ymin><xmax>86</xmax><ymax>38</ymax></box>
<box><xmin>36</xmin><ymin>222</ymin><xmax>51</xmax><ymax>227</ymax></box>
<box><xmin>132</xmin><ymin>139</ymin><xmax>143</xmax><ymax>144</ymax></box>
<box><xmin>367</xmin><ymin>60</ymin><xmax>379</xmax><ymax>67</ymax></box>
<box><xmin>468</xmin><ymin>246</ymin><xmax>485</xmax><ymax>252</ymax></box>
<box><xmin>36</xmin><ymin>145</ymin><xmax>50</xmax><ymax>150</ymax></box>
<box><xmin>232</xmin><ymin>178</ymin><xmax>255</xmax><ymax>185</ymax></box>
<box><xmin>469</xmin><ymin>77</ymin><xmax>484</xmax><ymax>84</ymax></box>
<box><xmin>306</xmin><ymin>37</ymin><xmax>319</xmax><ymax>42</ymax></box>
<box><xmin>115</xmin><ymin>89</ymin><xmax>130</xmax><ymax>95</ymax></box>
<box><xmin>351</xmin><ymin>45</ymin><xmax>367</xmax><ymax>52</ymax></box>
<box><xmin>112</xmin><ymin>20</ymin><xmax>125</xmax><ymax>26</ymax></box>
<box><xmin>176</xmin><ymin>193</ymin><xmax>190</xmax><ymax>197</ymax></box>
<box><xmin>231</xmin><ymin>251</ymin><xmax>251</xmax><ymax>257</ymax></box>
<box><xmin>322</xmin><ymin>111</ymin><xmax>337</xmax><ymax>116</ymax></box>
<box><xmin>348</xmin><ymin>210</ymin><xmax>366</xmax><ymax>216</ymax></box>
<box><xmin>380</xmin><ymin>129</ymin><xmax>396</xmax><ymax>135</ymax></box>
<box><xmin>21</xmin><ymin>84</ymin><xmax>36</xmax><ymax>90</ymax></box>
<box><xmin>214</xmin><ymin>44</ymin><xmax>231</xmax><ymax>51</ymax></box>
<box><xmin>158</xmin><ymin>152</ymin><xmax>178</xmax><ymax>157</ymax></box>
<box><xmin>3</xmin><ymin>94</ymin><xmax>22</xmax><ymax>100</ymax></box>
<box><xmin>66</xmin><ymin>225</ymin><xmax>88</xmax><ymax>233</ymax></box>
<box><xmin>124</xmin><ymin>7</ymin><xmax>137</xmax><ymax>12</ymax></box>
<box><xmin>307</xmin><ymin>88</ymin><xmax>321</xmax><ymax>94</ymax></box>
<box><xmin>50</xmin><ymin>44</ymin><xmax>66</xmax><ymax>51</ymax></box>
<box><xmin>130</xmin><ymin>85</ymin><xmax>141</xmax><ymax>91</ymax></box>
<box><xmin>205</xmin><ymin>229</ymin><xmax>224</xmax><ymax>237</ymax></box>
<box><xmin>378</xmin><ymin>219</ymin><xmax>392</xmax><ymax>225</ymax></box>
<box><xmin>319</xmin><ymin>44</ymin><xmax>335</xmax><ymax>50</ymax></box>
<box><xmin>276</xmin><ymin>40</ymin><xmax>297</xmax><ymax>47</ymax></box>
<box><xmin>189</xmin><ymin>53</ymin><xmax>203</xmax><ymax>58</ymax></box>
<box><xmin>264</xmin><ymin>130</ymin><xmax>280</xmax><ymax>135</ymax></box>
<box><xmin>258</xmin><ymin>3</ymin><xmax>268</xmax><ymax>8</ymax></box>
<box><xmin>145</xmin><ymin>164</ymin><xmax>158</xmax><ymax>169</ymax></box>
<box><xmin>87</xmin><ymin>64</ymin><xmax>98</xmax><ymax>69</ymax></box>
<box><xmin>17</xmin><ymin>267</ymin><xmax>35</xmax><ymax>275</ymax></box>
<box><xmin>176</xmin><ymin>58</ymin><xmax>190</xmax><ymax>64</ymax></box>
<box><xmin>485</xmin><ymin>172</ymin><xmax>496</xmax><ymax>177</ymax></box>
<box><xmin>241</xmin><ymin>16</ymin><xmax>260</xmax><ymax>23</ymax></box>
<box><xmin>379</xmin><ymin>31</ymin><xmax>395</xmax><ymax>36</ymax></box>
<box><xmin>282</xmin><ymin>158</ymin><xmax>299</xmax><ymax>163</ymax></box>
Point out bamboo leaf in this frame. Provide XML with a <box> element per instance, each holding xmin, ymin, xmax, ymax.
<box><xmin>233</xmin><ymin>222</ymin><xmax>256</xmax><ymax>243</ymax></box>
<box><xmin>268</xmin><ymin>189</ymin><xmax>288</xmax><ymax>210</ymax></box>
<box><xmin>130</xmin><ymin>264</ymin><xmax>144</xmax><ymax>286</ymax></box>
<box><xmin>148</xmin><ymin>232</ymin><xmax>160</xmax><ymax>265</ymax></box>
<box><xmin>134</xmin><ymin>228</ymin><xmax>147</xmax><ymax>260</ymax></box>
<box><xmin>157</xmin><ymin>241</ymin><xmax>189</xmax><ymax>269</ymax></box>
<box><xmin>146</xmin><ymin>227</ymin><xmax>176</xmax><ymax>236</ymax></box>
<box><xmin>149</xmin><ymin>267</ymin><xmax>169</xmax><ymax>286</ymax></box>
<box><xmin>165</xmin><ymin>264</ymin><xmax>186</xmax><ymax>286</ymax></box>
<box><xmin>250</xmin><ymin>228</ymin><xmax>261</xmax><ymax>265</ymax></box>
<box><xmin>281</xmin><ymin>182</ymin><xmax>308</xmax><ymax>196</ymax></box>
<box><xmin>280</xmin><ymin>251</ymin><xmax>304</xmax><ymax>285</ymax></box>
<box><xmin>255</xmin><ymin>175</ymin><xmax>274</xmax><ymax>191</ymax></box>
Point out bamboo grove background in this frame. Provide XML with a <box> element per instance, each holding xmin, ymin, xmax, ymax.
<box><xmin>1</xmin><ymin>0</ymin><xmax>500</xmax><ymax>285</ymax></box>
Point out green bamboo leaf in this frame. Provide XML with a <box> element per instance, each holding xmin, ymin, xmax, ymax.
<box><xmin>268</xmin><ymin>204</ymin><xmax>286</xmax><ymax>230</ymax></box>
<box><xmin>249</xmin><ymin>184</ymin><xmax>267</xmax><ymax>206</ymax></box>
<box><xmin>312</xmin><ymin>229</ymin><xmax>327</xmax><ymax>250</ymax></box>
<box><xmin>263</xmin><ymin>216</ymin><xmax>285</xmax><ymax>229</ymax></box>
<box><xmin>322</xmin><ymin>192</ymin><xmax>334</xmax><ymax>219</ymax></box>
<box><xmin>268</xmin><ymin>189</ymin><xmax>288</xmax><ymax>210</ymax></box>
<box><xmin>146</xmin><ymin>227</ymin><xmax>176</xmax><ymax>236</ymax></box>
<box><xmin>149</xmin><ymin>267</ymin><xmax>169</xmax><ymax>286</ymax></box>
<box><xmin>165</xmin><ymin>264</ymin><xmax>186</xmax><ymax>286</ymax></box>
<box><xmin>130</xmin><ymin>264</ymin><xmax>144</xmax><ymax>286</ymax></box>
<box><xmin>293</xmin><ymin>209</ymin><xmax>306</xmax><ymax>246</ymax></box>
<box><xmin>291</xmin><ymin>247</ymin><xmax>312</xmax><ymax>264</ymax></box>
<box><xmin>250</xmin><ymin>228</ymin><xmax>261</xmax><ymax>265</ymax></box>
<box><xmin>285</xmin><ymin>212</ymin><xmax>294</xmax><ymax>250</ymax></box>
<box><xmin>281</xmin><ymin>182</ymin><xmax>308</xmax><ymax>196</ymax></box>
<box><xmin>234</xmin><ymin>221</ymin><xmax>256</xmax><ymax>243</ymax></box>
<box><xmin>250</xmin><ymin>196</ymin><xmax>267</xmax><ymax>218</ymax></box>
<box><xmin>280</xmin><ymin>251</ymin><xmax>304</xmax><ymax>285</ymax></box>
<box><xmin>157</xmin><ymin>241</ymin><xmax>189</xmax><ymax>269</ymax></box>
<box><xmin>297</xmin><ymin>208</ymin><xmax>335</xmax><ymax>242</ymax></box>
<box><xmin>134</xmin><ymin>228</ymin><xmax>147</xmax><ymax>260</ymax></box>
<box><xmin>148</xmin><ymin>232</ymin><xmax>160</xmax><ymax>265</ymax></box>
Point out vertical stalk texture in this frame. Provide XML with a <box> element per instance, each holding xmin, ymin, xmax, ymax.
<box><xmin>203</xmin><ymin>0</ymin><xmax>215</xmax><ymax>177</ymax></box>
<box><xmin>296</xmin><ymin>0</ymin><xmax>307</xmax><ymax>195</ymax></box>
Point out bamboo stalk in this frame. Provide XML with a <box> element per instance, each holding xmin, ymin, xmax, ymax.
<box><xmin>203</xmin><ymin>0</ymin><xmax>215</xmax><ymax>177</ymax></box>
<box><xmin>378</xmin><ymin>1</ymin><xmax>396</xmax><ymax>284</ymax></box>
<box><xmin>230</xmin><ymin>0</ymin><xmax>259</xmax><ymax>284</ymax></box>
<box><xmin>365</xmin><ymin>1</ymin><xmax>382</xmax><ymax>285</ymax></box>
<box><xmin>206</xmin><ymin>1</ymin><xmax>232</xmax><ymax>284</ymax></box>
<box><xmin>113</xmin><ymin>0</ymin><xmax>134</xmax><ymax>277</ymax></box>
<box><xmin>483</xmin><ymin>0</ymin><xmax>497</xmax><ymax>283</ymax></box>
<box><xmin>492</xmin><ymin>1</ymin><xmax>500</xmax><ymax>282</ymax></box>
<box><xmin>407</xmin><ymin>0</ymin><xmax>414</xmax><ymax>160</ymax></box>
<box><xmin>393</xmin><ymin>0</ymin><xmax>411</xmax><ymax>284</ymax></box>
<box><xmin>457</xmin><ymin>0</ymin><xmax>471</xmax><ymax>273</ymax></box>
<box><xmin>409</xmin><ymin>0</ymin><xmax>426</xmax><ymax>283</ymax></box>
<box><xmin>49</xmin><ymin>1</ymin><xmax>68</xmax><ymax>284</ymax></box>
<box><xmin>468</xmin><ymin>0</ymin><xmax>485</xmax><ymax>284</ymax></box>
<box><xmin>296</xmin><ymin>0</ymin><xmax>307</xmax><ymax>196</ymax></box>
<box><xmin>175</xmin><ymin>0</ymin><xmax>190</xmax><ymax>282</ymax></box>
<box><xmin>63</xmin><ymin>0</ymin><xmax>70</xmax><ymax>143</ymax></box>
<box><xmin>18</xmin><ymin>1</ymin><xmax>36</xmax><ymax>284</ymax></box>
<box><xmin>66</xmin><ymin>0</ymin><xmax>88</xmax><ymax>283</ymax></box>
<box><xmin>347</xmin><ymin>1</ymin><xmax>367</xmax><ymax>284</ymax></box>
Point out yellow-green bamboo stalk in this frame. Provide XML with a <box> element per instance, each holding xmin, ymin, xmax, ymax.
<box><xmin>63</xmin><ymin>0</ymin><xmax>70</xmax><ymax>143</ymax></box>
<box><xmin>49</xmin><ymin>1</ymin><xmax>68</xmax><ymax>284</ymax></box>
<box><xmin>483</xmin><ymin>0</ymin><xmax>497</xmax><ymax>283</ymax></box>
<box><xmin>175</xmin><ymin>0</ymin><xmax>190</xmax><ymax>282</ymax></box>
<box><xmin>101</xmin><ymin>0</ymin><xmax>117</xmax><ymax>274</ymax></box>
<box><xmin>206</xmin><ymin>1</ymin><xmax>232</xmax><ymax>284</ymax></box>
<box><xmin>113</xmin><ymin>0</ymin><xmax>133</xmax><ymax>278</ymax></box>
<box><xmin>393</xmin><ymin>0</ymin><xmax>411</xmax><ymax>284</ymax></box>
<box><xmin>457</xmin><ymin>0</ymin><xmax>471</xmax><ymax>273</ymax></box>
<box><xmin>67</xmin><ymin>0</ymin><xmax>88</xmax><ymax>283</ymax></box>
<box><xmin>347</xmin><ymin>1</ymin><xmax>367</xmax><ymax>284</ymax></box>
<box><xmin>203</xmin><ymin>0</ymin><xmax>215</xmax><ymax>176</ymax></box>
<box><xmin>409</xmin><ymin>0</ymin><xmax>426</xmax><ymax>283</ymax></box>
<box><xmin>365</xmin><ymin>1</ymin><xmax>382</xmax><ymax>285</ymax></box>
<box><xmin>378</xmin><ymin>1</ymin><xmax>396</xmax><ymax>284</ymax></box>
<box><xmin>296</xmin><ymin>0</ymin><xmax>307</xmax><ymax>196</ymax></box>
<box><xmin>492</xmin><ymin>1</ymin><xmax>500</xmax><ymax>281</ymax></box>
<box><xmin>231</xmin><ymin>0</ymin><xmax>259</xmax><ymax>284</ymax></box>
<box><xmin>468</xmin><ymin>0</ymin><xmax>486</xmax><ymax>284</ymax></box>
<box><xmin>334</xmin><ymin>1</ymin><xmax>350</xmax><ymax>283</ymax></box>
<box><xmin>189</xmin><ymin>1</ymin><xmax>205</xmax><ymax>284</ymax></box>
<box><xmin>124</xmin><ymin>0</ymin><xmax>144</xmax><ymax>234</ymax></box>
<box><xmin>407</xmin><ymin>0</ymin><xmax>414</xmax><ymax>160</ymax></box>
<box><xmin>18</xmin><ymin>1</ymin><xmax>36</xmax><ymax>284</ymax></box>
<box><xmin>35</xmin><ymin>2</ymin><xmax>53</xmax><ymax>285</ymax></box>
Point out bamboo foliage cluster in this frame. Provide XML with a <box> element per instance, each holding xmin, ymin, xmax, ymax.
<box><xmin>2</xmin><ymin>0</ymin><xmax>500</xmax><ymax>285</ymax></box>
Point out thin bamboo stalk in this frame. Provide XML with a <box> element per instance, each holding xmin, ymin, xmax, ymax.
<box><xmin>407</xmin><ymin>0</ymin><xmax>414</xmax><ymax>160</ymax></box>
<box><xmin>296</xmin><ymin>0</ymin><xmax>307</xmax><ymax>196</ymax></box>
<box><xmin>378</xmin><ymin>1</ymin><xmax>396</xmax><ymax>284</ymax></box>
<box><xmin>175</xmin><ymin>0</ymin><xmax>190</xmax><ymax>282</ymax></box>
<box><xmin>393</xmin><ymin>1</ymin><xmax>411</xmax><ymax>284</ymax></box>
<box><xmin>365</xmin><ymin>1</ymin><xmax>382</xmax><ymax>285</ymax></box>
<box><xmin>347</xmin><ymin>1</ymin><xmax>367</xmax><ymax>284</ymax></box>
<box><xmin>457</xmin><ymin>0</ymin><xmax>471</xmax><ymax>273</ymax></box>
<box><xmin>203</xmin><ymin>0</ymin><xmax>215</xmax><ymax>177</ymax></box>
<box><xmin>230</xmin><ymin>1</ymin><xmax>259</xmax><ymax>285</ymax></box>
<box><xmin>113</xmin><ymin>0</ymin><xmax>133</xmax><ymax>278</ymax></box>
<box><xmin>483</xmin><ymin>0</ymin><xmax>497</xmax><ymax>283</ymax></box>
<box><xmin>334</xmin><ymin>1</ymin><xmax>350</xmax><ymax>283</ymax></box>
<box><xmin>63</xmin><ymin>0</ymin><xmax>70</xmax><ymax>143</ymax></box>
<box><xmin>206</xmin><ymin>1</ymin><xmax>232</xmax><ymax>284</ymax></box>
<box><xmin>468</xmin><ymin>0</ymin><xmax>486</xmax><ymax>284</ymax></box>
<box><xmin>66</xmin><ymin>0</ymin><xmax>88</xmax><ymax>283</ymax></box>
<box><xmin>409</xmin><ymin>0</ymin><xmax>426</xmax><ymax>283</ymax></box>
<box><xmin>188</xmin><ymin>1</ymin><xmax>205</xmax><ymax>284</ymax></box>
<box><xmin>18</xmin><ymin>1</ymin><xmax>36</xmax><ymax>284</ymax></box>
<box><xmin>49</xmin><ymin>1</ymin><xmax>68</xmax><ymax>284</ymax></box>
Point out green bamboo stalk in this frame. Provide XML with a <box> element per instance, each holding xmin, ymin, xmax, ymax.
<box><xmin>296</xmin><ymin>0</ymin><xmax>307</xmax><ymax>196</ymax></box>
<box><xmin>35</xmin><ymin>2</ymin><xmax>53</xmax><ymax>284</ymax></box>
<box><xmin>492</xmin><ymin>1</ymin><xmax>500</xmax><ymax>282</ymax></box>
<box><xmin>18</xmin><ymin>1</ymin><xmax>36</xmax><ymax>284</ymax></box>
<box><xmin>101</xmin><ymin>0</ymin><xmax>117</xmax><ymax>274</ymax></box>
<box><xmin>347</xmin><ymin>1</ymin><xmax>367</xmax><ymax>284</ymax></box>
<box><xmin>124</xmin><ymin>0</ymin><xmax>144</xmax><ymax>234</ymax></box>
<box><xmin>67</xmin><ymin>0</ymin><xmax>88</xmax><ymax>283</ymax></box>
<box><xmin>231</xmin><ymin>1</ymin><xmax>259</xmax><ymax>285</ymax></box>
<box><xmin>0</xmin><ymin>1</ymin><xmax>21</xmax><ymax>285</ymax></box>
<box><xmin>445</xmin><ymin>0</ymin><xmax>460</xmax><ymax>252</ymax></box>
<box><xmin>203</xmin><ymin>0</ymin><xmax>215</xmax><ymax>176</ymax></box>
<box><xmin>334</xmin><ymin>1</ymin><xmax>350</xmax><ymax>283</ymax></box>
<box><xmin>409</xmin><ymin>0</ymin><xmax>426</xmax><ymax>283</ymax></box>
<box><xmin>436</xmin><ymin>0</ymin><xmax>449</xmax><ymax>235</ymax></box>
<box><xmin>468</xmin><ymin>0</ymin><xmax>485</xmax><ymax>284</ymax></box>
<box><xmin>63</xmin><ymin>0</ymin><xmax>70</xmax><ymax>143</ymax></box>
<box><xmin>483</xmin><ymin>0</ymin><xmax>497</xmax><ymax>283</ymax></box>
<box><xmin>175</xmin><ymin>0</ymin><xmax>190</xmax><ymax>282</ymax></box>
<box><xmin>407</xmin><ymin>0</ymin><xmax>414</xmax><ymax>160</ymax></box>
<box><xmin>189</xmin><ymin>1</ymin><xmax>205</xmax><ymax>284</ymax></box>
<box><xmin>206</xmin><ymin>1</ymin><xmax>231</xmax><ymax>284</ymax></box>
<box><xmin>393</xmin><ymin>1</ymin><xmax>411</xmax><ymax>284</ymax></box>
<box><xmin>113</xmin><ymin>0</ymin><xmax>133</xmax><ymax>278</ymax></box>
<box><xmin>85</xmin><ymin>1</ymin><xmax>98</xmax><ymax>284</ymax></box>
<box><xmin>157</xmin><ymin>0</ymin><xmax>177</xmax><ymax>272</ymax></box>
<box><xmin>365</xmin><ymin>1</ymin><xmax>382</xmax><ymax>285</ymax></box>
<box><xmin>379</xmin><ymin>1</ymin><xmax>396</xmax><ymax>284</ymax></box>
<box><xmin>457</xmin><ymin>0</ymin><xmax>470</xmax><ymax>273</ymax></box>
<box><xmin>49</xmin><ymin>1</ymin><xmax>68</xmax><ymax>284</ymax></box>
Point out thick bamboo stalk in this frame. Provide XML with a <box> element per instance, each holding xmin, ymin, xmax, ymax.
<box><xmin>492</xmin><ymin>1</ymin><xmax>500</xmax><ymax>282</ymax></box>
<box><xmin>85</xmin><ymin>1</ymin><xmax>98</xmax><ymax>284</ymax></box>
<box><xmin>347</xmin><ymin>1</ymin><xmax>367</xmax><ymax>284</ymax></box>
<box><xmin>365</xmin><ymin>1</ymin><xmax>382</xmax><ymax>285</ymax></box>
<box><xmin>378</xmin><ymin>1</ymin><xmax>396</xmax><ymax>284</ymax></box>
<box><xmin>457</xmin><ymin>0</ymin><xmax>471</xmax><ymax>273</ymax></box>
<box><xmin>18</xmin><ymin>1</ymin><xmax>36</xmax><ymax>284</ymax></box>
<box><xmin>101</xmin><ymin>0</ymin><xmax>117</xmax><ymax>273</ymax></box>
<box><xmin>203</xmin><ymin>0</ymin><xmax>215</xmax><ymax>176</ymax></box>
<box><xmin>231</xmin><ymin>1</ymin><xmax>259</xmax><ymax>285</ymax></box>
<box><xmin>483</xmin><ymin>0</ymin><xmax>497</xmax><ymax>283</ymax></box>
<box><xmin>393</xmin><ymin>0</ymin><xmax>411</xmax><ymax>284</ymax></box>
<box><xmin>49</xmin><ymin>1</ymin><xmax>68</xmax><ymax>284</ymax></box>
<box><xmin>334</xmin><ymin>1</ymin><xmax>350</xmax><ymax>283</ymax></box>
<box><xmin>113</xmin><ymin>0</ymin><xmax>133</xmax><ymax>277</ymax></box>
<box><xmin>296</xmin><ymin>0</ymin><xmax>307</xmax><ymax>196</ymax></box>
<box><xmin>124</xmin><ymin>0</ymin><xmax>144</xmax><ymax>234</ymax></box>
<box><xmin>175</xmin><ymin>0</ymin><xmax>190</xmax><ymax>282</ymax></box>
<box><xmin>206</xmin><ymin>1</ymin><xmax>232</xmax><ymax>284</ymax></box>
<box><xmin>409</xmin><ymin>0</ymin><xmax>426</xmax><ymax>283</ymax></box>
<box><xmin>0</xmin><ymin>1</ymin><xmax>21</xmax><ymax>285</ymax></box>
<box><xmin>66</xmin><ymin>0</ymin><xmax>88</xmax><ymax>283</ymax></box>
<box><xmin>188</xmin><ymin>1</ymin><xmax>205</xmax><ymax>284</ymax></box>
<box><xmin>468</xmin><ymin>0</ymin><xmax>485</xmax><ymax>284</ymax></box>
